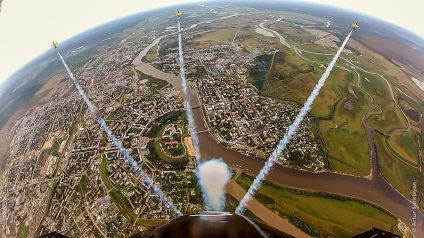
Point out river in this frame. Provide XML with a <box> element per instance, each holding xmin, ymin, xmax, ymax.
<box><xmin>133</xmin><ymin>29</ymin><xmax>423</xmax><ymax>236</ymax></box>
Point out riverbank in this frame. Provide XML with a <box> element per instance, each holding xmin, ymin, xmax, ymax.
<box><xmin>184</xmin><ymin>136</ymin><xmax>195</xmax><ymax>157</ymax></box>
<box><xmin>132</xmin><ymin>30</ymin><xmax>424</xmax><ymax>236</ymax></box>
<box><xmin>226</xmin><ymin>168</ymin><xmax>309</xmax><ymax>237</ymax></box>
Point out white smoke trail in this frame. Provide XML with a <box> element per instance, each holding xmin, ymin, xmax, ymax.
<box><xmin>177</xmin><ymin>17</ymin><xmax>234</xmax><ymax>214</ymax></box>
<box><xmin>57</xmin><ymin>51</ymin><xmax>182</xmax><ymax>216</ymax></box>
<box><xmin>176</xmin><ymin>18</ymin><xmax>202</xmax><ymax>161</ymax></box>
<box><xmin>239</xmin><ymin>214</ymin><xmax>268</xmax><ymax>238</ymax></box>
<box><xmin>186</xmin><ymin>102</ymin><xmax>201</xmax><ymax>160</ymax></box>
<box><xmin>197</xmin><ymin>159</ymin><xmax>231</xmax><ymax>211</ymax></box>
<box><xmin>177</xmin><ymin>19</ymin><xmax>188</xmax><ymax>94</ymax></box>
<box><xmin>58</xmin><ymin>53</ymin><xmax>95</xmax><ymax>111</ymax></box>
<box><xmin>235</xmin><ymin>31</ymin><xmax>353</xmax><ymax>214</ymax></box>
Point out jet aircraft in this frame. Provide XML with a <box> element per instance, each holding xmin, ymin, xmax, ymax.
<box><xmin>352</xmin><ymin>22</ymin><xmax>359</xmax><ymax>30</ymax></box>
<box><xmin>51</xmin><ymin>41</ymin><xmax>58</xmax><ymax>48</ymax></box>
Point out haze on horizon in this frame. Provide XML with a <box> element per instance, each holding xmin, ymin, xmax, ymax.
<box><xmin>0</xmin><ymin>0</ymin><xmax>423</xmax><ymax>88</ymax></box>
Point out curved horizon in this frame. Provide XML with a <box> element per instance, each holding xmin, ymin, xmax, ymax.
<box><xmin>0</xmin><ymin>0</ymin><xmax>423</xmax><ymax>89</ymax></box>
<box><xmin>0</xmin><ymin>1</ymin><xmax>422</xmax><ymax>236</ymax></box>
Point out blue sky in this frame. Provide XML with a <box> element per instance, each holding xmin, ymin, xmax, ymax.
<box><xmin>0</xmin><ymin>0</ymin><xmax>423</xmax><ymax>85</ymax></box>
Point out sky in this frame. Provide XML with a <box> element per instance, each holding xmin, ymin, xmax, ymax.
<box><xmin>0</xmin><ymin>0</ymin><xmax>423</xmax><ymax>86</ymax></box>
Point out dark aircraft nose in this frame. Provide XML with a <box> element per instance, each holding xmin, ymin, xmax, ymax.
<box><xmin>137</xmin><ymin>212</ymin><xmax>294</xmax><ymax>238</ymax></box>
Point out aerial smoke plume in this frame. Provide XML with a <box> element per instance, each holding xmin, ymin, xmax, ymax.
<box><xmin>176</xmin><ymin>18</ymin><xmax>202</xmax><ymax>161</ymax></box>
<box><xmin>186</xmin><ymin>102</ymin><xmax>201</xmax><ymax>160</ymax></box>
<box><xmin>235</xmin><ymin>31</ymin><xmax>353</xmax><ymax>214</ymax></box>
<box><xmin>58</xmin><ymin>53</ymin><xmax>95</xmax><ymax>111</ymax></box>
<box><xmin>57</xmin><ymin>51</ymin><xmax>182</xmax><ymax>216</ymax></box>
<box><xmin>197</xmin><ymin>159</ymin><xmax>231</xmax><ymax>211</ymax></box>
<box><xmin>177</xmin><ymin>19</ymin><xmax>188</xmax><ymax>94</ymax></box>
<box><xmin>177</xmin><ymin>16</ymin><xmax>233</xmax><ymax>214</ymax></box>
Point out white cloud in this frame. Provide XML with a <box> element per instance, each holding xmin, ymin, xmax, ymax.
<box><xmin>0</xmin><ymin>0</ymin><xmax>199</xmax><ymax>83</ymax></box>
<box><xmin>307</xmin><ymin>0</ymin><xmax>424</xmax><ymax>36</ymax></box>
<box><xmin>0</xmin><ymin>0</ymin><xmax>422</xmax><ymax>85</ymax></box>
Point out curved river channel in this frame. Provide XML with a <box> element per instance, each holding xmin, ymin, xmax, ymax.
<box><xmin>132</xmin><ymin>31</ymin><xmax>423</xmax><ymax>235</ymax></box>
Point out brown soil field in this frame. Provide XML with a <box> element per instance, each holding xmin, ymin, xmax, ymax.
<box><xmin>314</xmin><ymin>36</ymin><xmax>340</xmax><ymax>48</ymax></box>
<box><xmin>306</xmin><ymin>29</ymin><xmax>332</xmax><ymax>38</ymax></box>
<box><xmin>359</xmin><ymin>35</ymin><xmax>424</xmax><ymax>72</ymax></box>
<box><xmin>0</xmin><ymin>73</ymin><xmax>65</xmax><ymax>171</ymax></box>
<box><xmin>34</xmin><ymin>73</ymin><xmax>65</xmax><ymax>103</ymax></box>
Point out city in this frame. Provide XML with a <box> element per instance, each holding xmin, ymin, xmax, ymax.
<box><xmin>0</xmin><ymin>3</ymin><xmax>422</xmax><ymax>238</ymax></box>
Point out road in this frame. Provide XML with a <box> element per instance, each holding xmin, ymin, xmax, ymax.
<box><xmin>260</xmin><ymin>21</ymin><xmax>414</xmax><ymax>164</ymax></box>
<box><xmin>132</xmin><ymin>18</ymin><xmax>424</xmax><ymax>236</ymax></box>
<box><xmin>85</xmin><ymin>205</ymin><xmax>107</xmax><ymax>237</ymax></box>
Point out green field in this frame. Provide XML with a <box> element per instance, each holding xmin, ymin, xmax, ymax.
<box><xmin>100</xmin><ymin>156</ymin><xmax>113</xmax><ymax>190</ymax></box>
<box><xmin>394</xmin><ymin>87</ymin><xmax>424</xmax><ymax>112</ymax></box>
<box><xmin>367</xmin><ymin>100</ymin><xmax>408</xmax><ymax>134</ymax></box>
<box><xmin>297</xmin><ymin>50</ymin><xmax>333</xmax><ymax>64</ymax></box>
<box><xmin>387</xmin><ymin>132</ymin><xmax>418</xmax><ymax>165</ymax></box>
<box><xmin>358</xmin><ymin>72</ymin><xmax>409</xmax><ymax>134</ymax></box>
<box><xmin>262</xmin><ymin>68</ymin><xmax>321</xmax><ymax>102</ymax></box>
<box><xmin>193</xmin><ymin>28</ymin><xmax>237</xmax><ymax>46</ymax></box>
<box><xmin>248</xmin><ymin>43</ymin><xmax>375</xmax><ymax>176</ymax></box>
<box><xmin>266</xmin><ymin>22</ymin><xmax>318</xmax><ymax>49</ymax></box>
<box><xmin>255</xmin><ymin>24</ymin><xmax>413</xmax><ymax>178</ymax></box>
<box><xmin>419</xmin><ymin>120</ymin><xmax>424</xmax><ymax>211</ymax></box>
<box><xmin>373</xmin><ymin>132</ymin><xmax>419</xmax><ymax>200</ymax></box>
<box><xmin>320</xmin><ymin>121</ymin><xmax>371</xmax><ymax>175</ymax></box>
<box><xmin>136</xmin><ymin>219</ymin><xmax>166</xmax><ymax>227</ymax></box>
<box><xmin>317</xmin><ymin>68</ymin><xmax>374</xmax><ymax>176</ymax></box>
<box><xmin>240</xmin><ymin>36</ymin><xmax>268</xmax><ymax>52</ymax></box>
<box><xmin>224</xmin><ymin>193</ymin><xmax>262</xmax><ymax>222</ymax></box>
<box><xmin>99</xmin><ymin>156</ymin><xmax>138</xmax><ymax>222</ymax></box>
<box><xmin>17</xmin><ymin>218</ymin><xmax>28</xmax><ymax>238</ymax></box>
<box><xmin>310</xmin><ymin>69</ymin><xmax>348</xmax><ymax>118</ymax></box>
<box><xmin>271</xmin><ymin>11</ymin><xmax>322</xmax><ymax>25</ymax></box>
<box><xmin>75</xmin><ymin>174</ymin><xmax>91</xmax><ymax>195</ymax></box>
<box><xmin>359</xmin><ymin>72</ymin><xmax>391</xmax><ymax>99</ymax></box>
<box><xmin>109</xmin><ymin>188</ymin><xmax>137</xmax><ymax>223</ymax></box>
<box><xmin>268</xmin><ymin>50</ymin><xmax>314</xmax><ymax>82</ymax></box>
<box><xmin>106</xmin><ymin>111</ymin><xmax>114</xmax><ymax>121</ymax></box>
<box><xmin>144</xmin><ymin>45</ymin><xmax>159</xmax><ymax>62</ymax></box>
<box><xmin>135</xmin><ymin>69</ymin><xmax>169</xmax><ymax>91</ymax></box>
<box><xmin>237</xmin><ymin>173</ymin><xmax>400</xmax><ymax>237</ymax></box>
<box><xmin>153</xmin><ymin>140</ymin><xmax>188</xmax><ymax>162</ymax></box>
<box><xmin>340</xmin><ymin>54</ymin><xmax>385</xmax><ymax>75</ymax></box>
<box><xmin>396</xmin><ymin>96</ymin><xmax>422</xmax><ymax>125</ymax></box>
<box><xmin>260</xmin><ymin>49</ymin><xmax>321</xmax><ymax>103</ymax></box>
